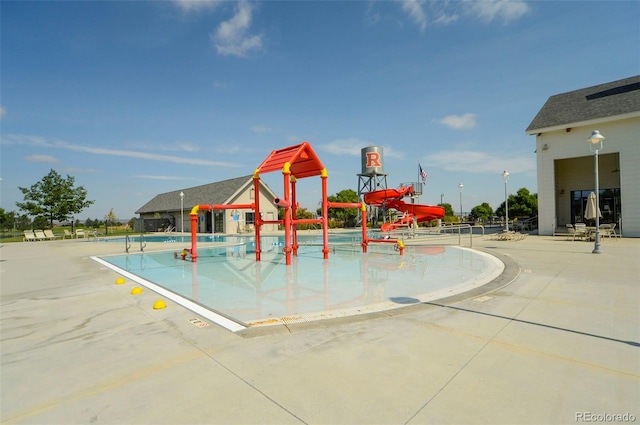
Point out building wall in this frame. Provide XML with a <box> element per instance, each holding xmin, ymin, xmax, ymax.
<box><xmin>224</xmin><ymin>183</ymin><xmax>279</xmax><ymax>233</ymax></box>
<box><xmin>535</xmin><ymin>116</ymin><xmax>639</xmax><ymax>237</ymax></box>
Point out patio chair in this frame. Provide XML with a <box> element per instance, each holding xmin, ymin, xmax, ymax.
<box><xmin>34</xmin><ymin>230</ymin><xmax>48</xmax><ymax>241</ymax></box>
<box><xmin>23</xmin><ymin>230</ymin><xmax>37</xmax><ymax>242</ymax></box>
<box><xmin>43</xmin><ymin>229</ymin><xmax>61</xmax><ymax>240</ymax></box>
<box><xmin>75</xmin><ymin>229</ymin><xmax>86</xmax><ymax>239</ymax></box>
<box><xmin>63</xmin><ymin>229</ymin><xmax>74</xmax><ymax>239</ymax></box>
<box><xmin>599</xmin><ymin>223</ymin><xmax>619</xmax><ymax>239</ymax></box>
<box><xmin>566</xmin><ymin>223</ymin><xmax>588</xmax><ymax>241</ymax></box>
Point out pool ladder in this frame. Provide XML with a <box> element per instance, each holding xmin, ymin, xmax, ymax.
<box><xmin>125</xmin><ymin>234</ymin><xmax>146</xmax><ymax>253</ymax></box>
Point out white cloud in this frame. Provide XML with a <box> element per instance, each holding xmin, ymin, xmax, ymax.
<box><xmin>251</xmin><ymin>125</ymin><xmax>271</xmax><ymax>134</ymax></box>
<box><xmin>398</xmin><ymin>0</ymin><xmax>528</xmax><ymax>30</ymax></box>
<box><xmin>0</xmin><ymin>106</ymin><xmax>6</xmax><ymax>119</ymax></box>
<box><xmin>133</xmin><ymin>175</ymin><xmax>188</xmax><ymax>180</ymax></box>
<box><xmin>3</xmin><ymin>134</ymin><xmax>240</xmax><ymax>167</ymax></box>
<box><xmin>424</xmin><ymin>150</ymin><xmax>535</xmax><ymax>174</ymax></box>
<box><xmin>25</xmin><ymin>154</ymin><xmax>59</xmax><ymax>163</ymax></box>
<box><xmin>464</xmin><ymin>0</ymin><xmax>530</xmax><ymax>22</ymax></box>
<box><xmin>439</xmin><ymin>113</ymin><xmax>477</xmax><ymax>130</ymax></box>
<box><xmin>321</xmin><ymin>138</ymin><xmax>404</xmax><ymax>159</ymax></box>
<box><xmin>400</xmin><ymin>0</ymin><xmax>428</xmax><ymax>31</ymax></box>
<box><xmin>173</xmin><ymin>0</ymin><xmax>221</xmax><ymax>13</ymax></box>
<box><xmin>212</xmin><ymin>1</ymin><xmax>262</xmax><ymax>57</ymax></box>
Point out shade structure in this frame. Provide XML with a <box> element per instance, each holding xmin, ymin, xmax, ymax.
<box><xmin>584</xmin><ymin>192</ymin><xmax>602</xmax><ymax>221</ymax></box>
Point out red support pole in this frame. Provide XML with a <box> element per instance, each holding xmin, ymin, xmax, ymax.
<box><xmin>291</xmin><ymin>176</ymin><xmax>298</xmax><ymax>256</ymax></box>
<box><xmin>190</xmin><ymin>209</ymin><xmax>199</xmax><ymax>262</ymax></box>
<box><xmin>253</xmin><ymin>173</ymin><xmax>262</xmax><ymax>262</ymax></box>
<box><xmin>321</xmin><ymin>169</ymin><xmax>329</xmax><ymax>260</ymax></box>
<box><xmin>283</xmin><ymin>163</ymin><xmax>292</xmax><ymax>265</ymax></box>
<box><xmin>361</xmin><ymin>204</ymin><xmax>368</xmax><ymax>253</ymax></box>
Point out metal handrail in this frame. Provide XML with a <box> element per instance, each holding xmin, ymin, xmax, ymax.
<box><xmin>140</xmin><ymin>233</ymin><xmax>146</xmax><ymax>252</ymax></box>
<box><xmin>125</xmin><ymin>234</ymin><xmax>131</xmax><ymax>253</ymax></box>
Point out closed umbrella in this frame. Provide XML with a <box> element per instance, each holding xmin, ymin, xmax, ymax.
<box><xmin>584</xmin><ymin>192</ymin><xmax>602</xmax><ymax>221</ymax></box>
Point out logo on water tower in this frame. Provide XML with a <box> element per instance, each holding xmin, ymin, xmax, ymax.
<box><xmin>361</xmin><ymin>146</ymin><xmax>385</xmax><ymax>175</ymax></box>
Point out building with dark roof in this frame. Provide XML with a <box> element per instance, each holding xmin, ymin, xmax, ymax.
<box><xmin>526</xmin><ymin>75</ymin><xmax>640</xmax><ymax>237</ymax></box>
<box><xmin>135</xmin><ymin>175</ymin><xmax>279</xmax><ymax>233</ymax></box>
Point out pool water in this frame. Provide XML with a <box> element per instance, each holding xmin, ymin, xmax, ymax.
<box><xmin>95</xmin><ymin>235</ymin><xmax>503</xmax><ymax>331</ymax></box>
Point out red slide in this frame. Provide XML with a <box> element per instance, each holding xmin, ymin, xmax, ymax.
<box><xmin>363</xmin><ymin>186</ymin><xmax>445</xmax><ymax>231</ymax></box>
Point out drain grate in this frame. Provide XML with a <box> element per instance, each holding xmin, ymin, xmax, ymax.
<box><xmin>474</xmin><ymin>295</ymin><xmax>494</xmax><ymax>303</ymax></box>
<box><xmin>188</xmin><ymin>318</ymin><xmax>210</xmax><ymax>328</ymax></box>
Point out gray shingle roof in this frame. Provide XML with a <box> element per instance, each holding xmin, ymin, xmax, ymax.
<box><xmin>135</xmin><ymin>175</ymin><xmax>265</xmax><ymax>214</ymax></box>
<box><xmin>526</xmin><ymin>75</ymin><xmax>640</xmax><ymax>133</ymax></box>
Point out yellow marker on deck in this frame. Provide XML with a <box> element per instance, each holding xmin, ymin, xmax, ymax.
<box><xmin>153</xmin><ymin>300</ymin><xmax>167</xmax><ymax>310</ymax></box>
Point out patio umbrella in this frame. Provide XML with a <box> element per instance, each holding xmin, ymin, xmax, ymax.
<box><xmin>584</xmin><ymin>192</ymin><xmax>602</xmax><ymax>221</ymax></box>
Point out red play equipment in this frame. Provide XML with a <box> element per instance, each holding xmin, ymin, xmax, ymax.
<box><xmin>185</xmin><ymin>142</ymin><xmax>444</xmax><ymax>263</ymax></box>
<box><xmin>363</xmin><ymin>185</ymin><xmax>445</xmax><ymax>232</ymax></box>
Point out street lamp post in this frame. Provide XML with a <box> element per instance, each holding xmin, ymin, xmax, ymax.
<box><xmin>502</xmin><ymin>170</ymin><xmax>510</xmax><ymax>231</ymax></box>
<box><xmin>588</xmin><ymin>130</ymin><xmax>604</xmax><ymax>254</ymax></box>
<box><xmin>440</xmin><ymin>193</ymin><xmax>444</xmax><ymax>205</ymax></box>
<box><xmin>180</xmin><ymin>191</ymin><xmax>184</xmax><ymax>234</ymax></box>
<box><xmin>458</xmin><ymin>183</ymin><xmax>463</xmax><ymax>222</ymax></box>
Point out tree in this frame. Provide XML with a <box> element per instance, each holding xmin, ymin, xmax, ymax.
<box><xmin>319</xmin><ymin>189</ymin><xmax>359</xmax><ymax>227</ymax></box>
<box><xmin>495</xmin><ymin>187</ymin><xmax>538</xmax><ymax>219</ymax></box>
<box><xmin>470</xmin><ymin>203</ymin><xmax>493</xmax><ymax>223</ymax></box>
<box><xmin>17</xmin><ymin>169</ymin><xmax>95</xmax><ymax>228</ymax></box>
<box><xmin>104</xmin><ymin>209</ymin><xmax>117</xmax><ymax>234</ymax></box>
<box><xmin>438</xmin><ymin>203</ymin><xmax>455</xmax><ymax>217</ymax></box>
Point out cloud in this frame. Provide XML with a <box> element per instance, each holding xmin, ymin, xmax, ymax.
<box><xmin>465</xmin><ymin>0</ymin><xmax>530</xmax><ymax>22</ymax></box>
<box><xmin>424</xmin><ymin>150</ymin><xmax>535</xmax><ymax>174</ymax></box>
<box><xmin>0</xmin><ymin>106</ymin><xmax>6</xmax><ymax>119</ymax></box>
<box><xmin>173</xmin><ymin>0</ymin><xmax>221</xmax><ymax>13</ymax></box>
<box><xmin>212</xmin><ymin>1</ymin><xmax>262</xmax><ymax>57</ymax></box>
<box><xmin>133</xmin><ymin>175</ymin><xmax>189</xmax><ymax>180</ymax></box>
<box><xmin>2</xmin><ymin>134</ymin><xmax>240</xmax><ymax>167</ymax></box>
<box><xmin>400</xmin><ymin>0</ymin><xmax>428</xmax><ymax>31</ymax></box>
<box><xmin>321</xmin><ymin>138</ymin><xmax>404</xmax><ymax>159</ymax></box>
<box><xmin>398</xmin><ymin>0</ymin><xmax>528</xmax><ymax>30</ymax></box>
<box><xmin>251</xmin><ymin>125</ymin><xmax>271</xmax><ymax>134</ymax></box>
<box><xmin>25</xmin><ymin>154</ymin><xmax>59</xmax><ymax>163</ymax></box>
<box><xmin>438</xmin><ymin>113</ymin><xmax>477</xmax><ymax>130</ymax></box>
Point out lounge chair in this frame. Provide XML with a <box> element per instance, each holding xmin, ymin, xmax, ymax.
<box><xmin>599</xmin><ymin>223</ymin><xmax>619</xmax><ymax>239</ymax></box>
<box><xmin>23</xmin><ymin>230</ymin><xmax>37</xmax><ymax>242</ymax></box>
<box><xmin>63</xmin><ymin>229</ymin><xmax>74</xmax><ymax>239</ymax></box>
<box><xmin>43</xmin><ymin>229</ymin><xmax>61</xmax><ymax>240</ymax></box>
<box><xmin>34</xmin><ymin>230</ymin><xmax>48</xmax><ymax>240</ymax></box>
<box><xmin>75</xmin><ymin>229</ymin><xmax>86</xmax><ymax>239</ymax></box>
<box><xmin>566</xmin><ymin>223</ymin><xmax>588</xmax><ymax>241</ymax></box>
<box><xmin>87</xmin><ymin>229</ymin><xmax>104</xmax><ymax>241</ymax></box>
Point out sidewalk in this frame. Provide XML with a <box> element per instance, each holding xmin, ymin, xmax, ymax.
<box><xmin>1</xmin><ymin>235</ymin><xmax>638</xmax><ymax>424</ymax></box>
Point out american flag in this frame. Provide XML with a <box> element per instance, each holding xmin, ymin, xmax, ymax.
<box><xmin>419</xmin><ymin>163</ymin><xmax>427</xmax><ymax>184</ymax></box>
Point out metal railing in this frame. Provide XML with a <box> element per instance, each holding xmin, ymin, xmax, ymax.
<box><xmin>125</xmin><ymin>233</ymin><xmax>146</xmax><ymax>253</ymax></box>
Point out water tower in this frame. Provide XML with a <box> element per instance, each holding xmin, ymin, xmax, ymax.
<box><xmin>358</xmin><ymin>146</ymin><xmax>388</xmax><ymax>224</ymax></box>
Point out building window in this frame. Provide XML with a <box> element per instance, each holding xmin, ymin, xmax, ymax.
<box><xmin>245</xmin><ymin>212</ymin><xmax>255</xmax><ymax>225</ymax></box>
<box><xmin>570</xmin><ymin>188</ymin><xmax>621</xmax><ymax>226</ymax></box>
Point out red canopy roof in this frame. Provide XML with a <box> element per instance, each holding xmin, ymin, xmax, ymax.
<box><xmin>256</xmin><ymin>142</ymin><xmax>326</xmax><ymax>179</ymax></box>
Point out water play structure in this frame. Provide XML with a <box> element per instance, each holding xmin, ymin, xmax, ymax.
<box><xmin>185</xmin><ymin>142</ymin><xmax>444</xmax><ymax>264</ymax></box>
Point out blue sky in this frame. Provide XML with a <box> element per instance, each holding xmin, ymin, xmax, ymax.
<box><xmin>1</xmin><ymin>0</ymin><xmax>639</xmax><ymax>221</ymax></box>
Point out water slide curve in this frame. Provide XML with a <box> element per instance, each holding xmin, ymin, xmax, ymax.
<box><xmin>363</xmin><ymin>185</ymin><xmax>445</xmax><ymax>232</ymax></box>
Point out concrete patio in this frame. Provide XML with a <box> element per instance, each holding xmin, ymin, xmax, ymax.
<box><xmin>1</xmin><ymin>233</ymin><xmax>638</xmax><ymax>424</ymax></box>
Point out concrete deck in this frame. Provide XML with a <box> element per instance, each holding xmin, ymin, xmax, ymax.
<box><xmin>1</xmin><ymin>234</ymin><xmax>638</xmax><ymax>424</ymax></box>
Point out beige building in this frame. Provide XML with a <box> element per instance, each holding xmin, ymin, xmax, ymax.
<box><xmin>526</xmin><ymin>75</ymin><xmax>639</xmax><ymax>237</ymax></box>
<box><xmin>135</xmin><ymin>175</ymin><xmax>279</xmax><ymax>233</ymax></box>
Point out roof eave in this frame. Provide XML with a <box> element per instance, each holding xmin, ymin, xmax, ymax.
<box><xmin>526</xmin><ymin>110</ymin><xmax>640</xmax><ymax>135</ymax></box>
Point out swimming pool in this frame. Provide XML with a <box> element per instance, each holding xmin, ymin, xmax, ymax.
<box><xmin>102</xmin><ymin>232</ymin><xmax>371</xmax><ymax>244</ymax></box>
<box><xmin>94</xmin><ymin>235</ymin><xmax>504</xmax><ymax>332</ymax></box>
